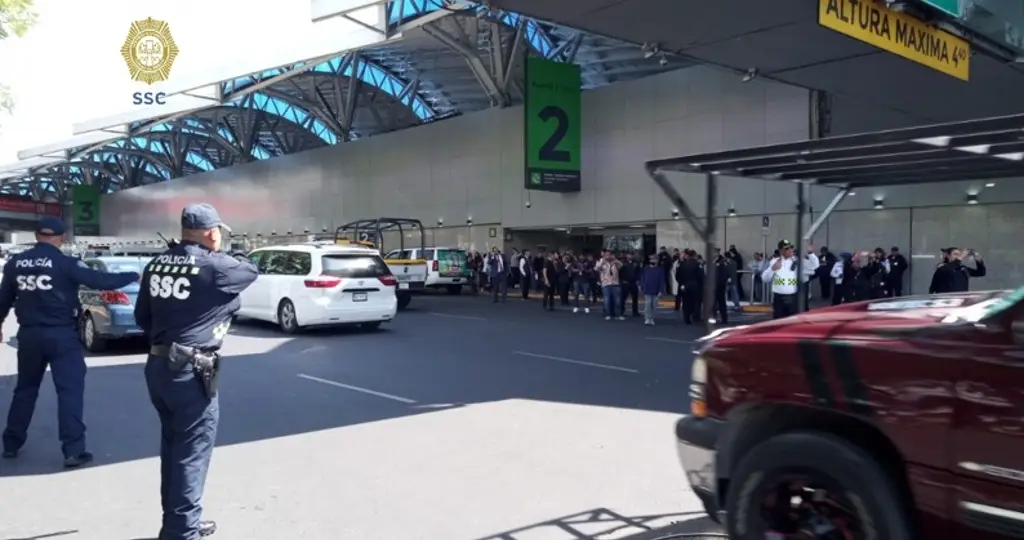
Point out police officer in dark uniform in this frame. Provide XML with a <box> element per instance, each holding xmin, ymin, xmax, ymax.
<box><xmin>134</xmin><ymin>204</ymin><xmax>257</xmax><ymax>540</ymax></box>
<box><xmin>0</xmin><ymin>216</ymin><xmax>139</xmax><ymax>467</ymax></box>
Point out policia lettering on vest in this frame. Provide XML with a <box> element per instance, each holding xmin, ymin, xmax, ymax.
<box><xmin>761</xmin><ymin>239</ymin><xmax>820</xmax><ymax>320</ymax></box>
<box><xmin>134</xmin><ymin>203</ymin><xmax>258</xmax><ymax>540</ymax></box>
<box><xmin>0</xmin><ymin>216</ymin><xmax>140</xmax><ymax>467</ymax></box>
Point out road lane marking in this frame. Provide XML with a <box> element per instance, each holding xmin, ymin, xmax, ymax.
<box><xmin>429</xmin><ymin>312</ymin><xmax>487</xmax><ymax>321</ymax></box>
<box><xmin>510</xmin><ymin>351</ymin><xmax>639</xmax><ymax>374</ymax></box>
<box><xmin>297</xmin><ymin>374</ymin><xmax>418</xmax><ymax>404</ymax></box>
<box><xmin>645</xmin><ymin>337</ymin><xmax>693</xmax><ymax>345</ymax></box>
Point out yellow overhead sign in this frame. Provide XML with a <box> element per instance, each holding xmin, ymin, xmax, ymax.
<box><xmin>818</xmin><ymin>0</ymin><xmax>970</xmax><ymax>81</ymax></box>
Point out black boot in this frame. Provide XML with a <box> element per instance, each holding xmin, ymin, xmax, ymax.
<box><xmin>64</xmin><ymin>451</ymin><xmax>94</xmax><ymax>468</ymax></box>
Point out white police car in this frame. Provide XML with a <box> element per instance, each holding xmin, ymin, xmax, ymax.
<box><xmin>237</xmin><ymin>243</ymin><xmax>399</xmax><ymax>333</ymax></box>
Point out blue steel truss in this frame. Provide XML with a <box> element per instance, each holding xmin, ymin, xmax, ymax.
<box><xmin>1</xmin><ymin>0</ymin><xmax>645</xmax><ymax>198</ymax></box>
<box><xmin>388</xmin><ymin>0</ymin><xmax>556</xmax><ymax>57</ymax></box>
<box><xmin>226</xmin><ymin>55</ymin><xmax>436</xmax><ymax>122</ymax></box>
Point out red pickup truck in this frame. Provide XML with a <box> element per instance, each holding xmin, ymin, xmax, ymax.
<box><xmin>676</xmin><ymin>289</ymin><xmax>1024</xmax><ymax>539</ymax></box>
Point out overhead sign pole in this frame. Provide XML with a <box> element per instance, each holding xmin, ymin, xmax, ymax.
<box><xmin>524</xmin><ymin>56</ymin><xmax>582</xmax><ymax>193</ymax></box>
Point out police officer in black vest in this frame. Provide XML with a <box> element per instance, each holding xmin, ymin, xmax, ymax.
<box><xmin>134</xmin><ymin>204</ymin><xmax>257</xmax><ymax>539</ymax></box>
<box><xmin>0</xmin><ymin>216</ymin><xmax>139</xmax><ymax>467</ymax></box>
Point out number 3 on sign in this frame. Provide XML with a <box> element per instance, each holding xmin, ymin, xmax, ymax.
<box><xmin>538</xmin><ymin>105</ymin><xmax>570</xmax><ymax>162</ymax></box>
<box><xmin>78</xmin><ymin>201</ymin><xmax>94</xmax><ymax>221</ymax></box>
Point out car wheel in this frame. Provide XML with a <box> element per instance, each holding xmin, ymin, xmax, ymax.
<box><xmin>397</xmin><ymin>292</ymin><xmax>412</xmax><ymax>310</ymax></box>
<box><xmin>277</xmin><ymin>299</ymin><xmax>301</xmax><ymax>334</ymax></box>
<box><xmin>446</xmin><ymin>285</ymin><xmax>463</xmax><ymax>295</ymax></box>
<box><xmin>724</xmin><ymin>431</ymin><xmax>913</xmax><ymax>540</ymax></box>
<box><xmin>361</xmin><ymin>321</ymin><xmax>383</xmax><ymax>331</ymax></box>
<box><xmin>81</xmin><ymin>314</ymin><xmax>107</xmax><ymax>353</ymax></box>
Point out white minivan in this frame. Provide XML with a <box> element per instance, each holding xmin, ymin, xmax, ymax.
<box><xmin>238</xmin><ymin>243</ymin><xmax>399</xmax><ymax>333</ymax></box>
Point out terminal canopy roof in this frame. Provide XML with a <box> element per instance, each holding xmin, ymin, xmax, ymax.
<box><xmin>645</xmin><ymin>113</ymin><xmax>1024</xmax><ymax>188</ymax></box>
<box><xmin>0</xmin><ymin>0</ymin><xmax>689</xmax><ymax>200</ymax></box>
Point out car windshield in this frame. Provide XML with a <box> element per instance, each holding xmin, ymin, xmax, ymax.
<box><xmin>321</xmin><ymin>254</ymin><xmax>389</xmax><ymax>278</ymax></box>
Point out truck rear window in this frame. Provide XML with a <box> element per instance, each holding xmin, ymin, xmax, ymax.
<box><xmin>321</xmin><ymin>254</ymin><xmax>390</xmax><ymax>278</ymax></box>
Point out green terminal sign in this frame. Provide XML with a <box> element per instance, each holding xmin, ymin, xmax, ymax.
<box><xmin>72</xmin><ymin>184</ymin><xmax>101</xmax><ymax>236</ymax></box>
<box><xmin>921</xmin><ymin>0</ymin><xmax>960</xmax><ymax>17</ymax></box>
<box><xmin>524</xmin><ymin>56</ymin><xmax>581</xmax><ymax>192</ymax></box>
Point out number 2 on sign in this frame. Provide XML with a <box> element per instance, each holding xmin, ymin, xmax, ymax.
<box><xmin>538</xmin><ymin>105</ymin><xmax>570</xmax><ymax>162</ymax></box>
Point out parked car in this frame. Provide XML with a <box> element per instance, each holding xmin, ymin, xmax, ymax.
<box><xmin>78</xmin><ymin>256</ymin><xmax>151</xmax><ymax>352</ymax></box>
<box><xmin>238</xmin><ymin>243</ymin><xmax>399</xmax><ymax>333</ymax></box>
<box><xmin>676</xmin><ymin>289</ymin><xmax>1024</xmax><ymax>539</ymax></box>
<box><xmin>386</xmin><ymin>246</ymin><xmax>470</xmax><ymax>294</ymax></box>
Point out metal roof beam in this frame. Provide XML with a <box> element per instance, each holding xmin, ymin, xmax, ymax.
<box><xmin>17</xmin><ymin>132</ymin><xmax>122</xmax><ymax>161</ymax></box>
<box><xmin>161</xmin><ymin>5</ymin><xmax>390</xmax><ymax>104</ymax></box>
<box><xmin>422</xmin><ymin>21</ymin><xmax>505</xmax><ymax>107</ymax></box>
<box><xmin>0</xmin><ymin>156</ymin><xmax>67</xmax><ymax>175</ymax></box>
<box><xmin>311</xmin><ymin>0</ymin><xmax>388</xmax><ymax>23</ymax></box>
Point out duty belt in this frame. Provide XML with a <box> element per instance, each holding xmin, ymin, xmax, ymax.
<box><xmin>150</xmin><ymin>344</ymin><xmax>171</xmax><ymax>357</ymax></box>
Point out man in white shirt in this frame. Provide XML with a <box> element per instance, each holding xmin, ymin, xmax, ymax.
<box><xmin>761</xmin><ymin>239</ymin><xmax>820</xmax><ymax>319</ymax></box>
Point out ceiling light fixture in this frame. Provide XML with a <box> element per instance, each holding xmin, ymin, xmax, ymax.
<box><xmin>912</xmin><ymin>136</ymin><xmax>952</xmax><ymax>147</ymax></box>
<box><xmin>957</xmin><ymin>144</ymin><xmax>991</xmax><ymax>154</ymax></box>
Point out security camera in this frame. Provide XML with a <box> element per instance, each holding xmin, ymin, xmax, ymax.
<box><xmin>322</xmin><ymin>227</ymin><xmax>328</xmax><ymax>233</ymax></box>
<box><xmin>525</xmin><ymin>200</ymin><xmax>532</xmax><ymax>208</ymax></box>
<box><xmin>271</xmin><ymin>231</ymin><xmax>277</xmax><ymax>236</ymax></box>
<box><xmin>466</xmin><ymin>217</ymin><xmax>473</xmax><ymax>225</ymax></box>
<box><xmin>303</xmin><ymin>227</ymin><xmax>309</xmax><ymax>233</ymax></box>
<box><xmin>256</xmin><ymin>233</ymin><xmax>262</xmax><ymax>237</ymax></box>
<box><xmin>671</xmin><ymin>208</ymin><xmax>680</xmax><ymax>219</ymax></box>
<box><xmin>286</xmin><ymin>230</ymin><xmax>292</xmax><ymax>235</ymax></box>
<box><xmin>437</xmin><ymin>218</ymin><xmax>444</xmax><ymax>227</ymax></box>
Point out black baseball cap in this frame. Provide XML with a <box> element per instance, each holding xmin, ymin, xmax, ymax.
<box><xmin>181</xmin><ymin>203</ymin><xmax>231</xmax><ymax>232</ymax></box>
<box><xmin>37</xmin><ymin>216</ymin><xmax>66</xmax><ymax>236</ymax></box>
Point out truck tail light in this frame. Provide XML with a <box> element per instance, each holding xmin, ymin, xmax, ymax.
<box><xmin>101</xmin><ymin>290</ymin><xmax>132</xmax><ymax>305</ymax></box>
<box><xmin>378</xmin><ymin>274</ymin><xmax>398</xmax><ymax>287</ymax></box>
<box><xmin>304</xmin><ymin>276</ymin><xmax>342</xmax><ymax>288</ymax></box>
<box><xmin>690</xmin><ymin>357</ymin><xmax>708</xmax><ymax>418</ymax></box>
<box><xmin>432</xmin><ymin>260</ymin><xmax>439</xmax><ymax>271</ymax></box>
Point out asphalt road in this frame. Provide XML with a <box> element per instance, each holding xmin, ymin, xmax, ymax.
<box><xmin>0</xmin><ymin>294</ymin><xmax>728</xmax><ymax>540</ymax></box>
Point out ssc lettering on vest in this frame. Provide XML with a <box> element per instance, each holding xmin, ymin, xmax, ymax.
<box><xmin>149</xmin><ymin>274</ymin><xmax>192</xmax><ymax>300</ymax></box>
<box><xmin>16</xmin><ymin>274</ymin><xmax>53</xmax><ymax>291</ymax></box>
<box><xmin>155</xmin><ymin>254</ymin><xmax>197</xmax><ymax>265</ymax></box>
<box><xmin>14</xmin><ymin>257</ymin><xmax>54</xmax><ymax>268</ymax></box>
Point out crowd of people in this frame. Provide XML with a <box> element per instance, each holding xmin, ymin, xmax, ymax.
<box><xmin>460</xmin><ymin>239</ymin><xmax>990</xmax><ymax>323</ymax></box>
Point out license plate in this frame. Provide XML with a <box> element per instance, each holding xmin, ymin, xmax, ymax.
<box><xmin>353</xmin><ymin>292</ymin><xmax>367</xmax><ymax>302</ymax></box>
<box><xmin>399</xmin><ymin>283</ymin><xmax>409</xmax><ymax>290</ymax></box>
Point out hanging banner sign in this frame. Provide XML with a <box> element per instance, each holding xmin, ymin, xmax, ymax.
<box><xmin>818</xmin><ymin>0</ymin><xmax>970</xmax><ymax>81</ymax></box>
<box><xmin>72</xmin><ymin>185</ymin><xmax>101</xmax><ymax>235</ymax></box>
<box><xmin>524</xmin><ymin>56</ymin><xmax>582</xmax><ymax>192</ymax></box>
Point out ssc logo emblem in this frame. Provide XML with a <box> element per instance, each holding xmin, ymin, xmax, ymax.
<box><xmin>120</xmin><ymin>17</ymin><xmax>180</xmax><ymax>85</ymax></box>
